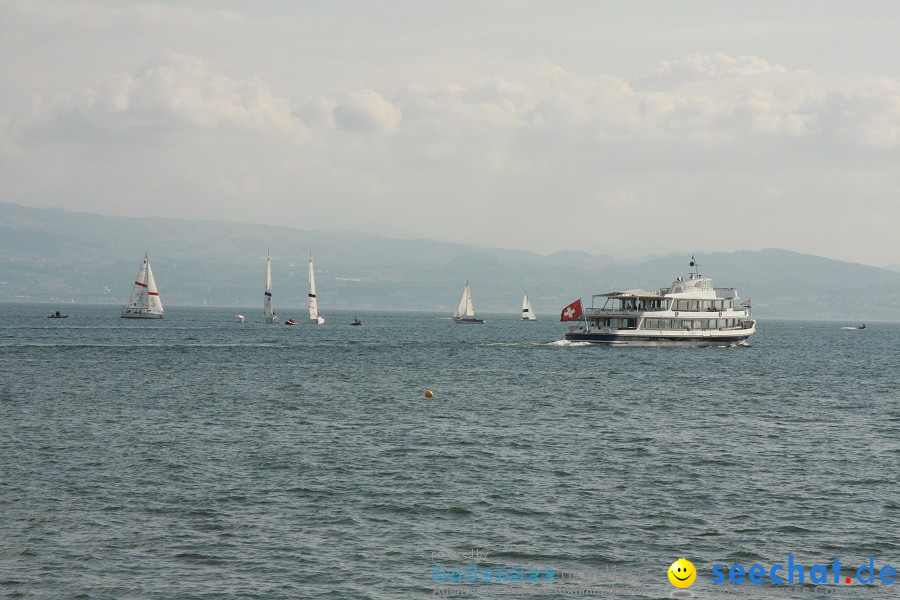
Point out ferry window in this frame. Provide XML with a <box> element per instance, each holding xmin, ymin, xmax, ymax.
<box><xmin>690</xmin><ymin>301</ymin><xmax>699</xmax><ymax>311</ymax></box>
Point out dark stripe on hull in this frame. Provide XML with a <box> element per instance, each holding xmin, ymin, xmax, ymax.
<box><xmin>565</xmin><ymin>332</ymin><xmax>750</xmax><ymax>345</ymax></box>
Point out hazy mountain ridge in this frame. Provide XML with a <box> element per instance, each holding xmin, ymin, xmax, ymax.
<box><xmin>2</xmin><ymin>203</ymin><xmax>899</xmax><ymax>321</ymax></box>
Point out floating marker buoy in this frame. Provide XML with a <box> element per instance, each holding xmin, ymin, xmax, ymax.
<box><xmin>424</xmin><ymin>389</ymin><xmax>434</xmax><ymax>398</ymax></box>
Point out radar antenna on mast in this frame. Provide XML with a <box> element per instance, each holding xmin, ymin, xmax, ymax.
<box><xmin>689</xmin><ymin>254</ymin><xmax>701</xmax><ymax>278</ymax></box>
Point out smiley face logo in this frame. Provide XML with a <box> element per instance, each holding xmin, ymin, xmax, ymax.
<box><xmin>668</xmin><ymin>558</ymin><xmax>696</xmax><ymax>588</ymax></box>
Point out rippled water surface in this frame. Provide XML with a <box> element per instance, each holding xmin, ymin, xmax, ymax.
<box><xmin>1</xmin><ymin>305</ymin><xmax>898</xmax><ymax>599</ymax></box>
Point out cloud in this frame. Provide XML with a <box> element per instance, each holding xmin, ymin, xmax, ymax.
<box><xmin>384</xmin><ymin>56</ymin><xmax>900</xmax><ymax>162</ymax></box>
<box><xmin>633</xmin><ymin>52</ymin><xmax>789</xmax><ymax>90</ymax></box>
<box><xmin>805</xmin><ymin>77</ymin><xmax>900</xmax><ymax>147</ymax></box>
<box><xmin>332</xmin><ymin>90</ymin><xmax>401</xmax><ymax>133</ymax></box>
<box><xmin>27</xmin><ymin>52</ymin><xmax>304</xmax><ymax>141</ymax></box>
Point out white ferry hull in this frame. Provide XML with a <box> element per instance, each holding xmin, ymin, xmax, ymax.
<box><xmin>565</xmin><ymin>322</ymin><xmax>755</xmax><ymax>346</ymax></box>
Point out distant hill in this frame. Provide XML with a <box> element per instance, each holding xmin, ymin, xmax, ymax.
<box><xmin>2</xmin><ymin>203</ymin><xmax>899</xmax><ymax>320</ymax></box>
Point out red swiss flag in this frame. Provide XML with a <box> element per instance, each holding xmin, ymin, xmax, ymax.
<box><xmin>560</xmin><ymin>299</ymin><xmax>584</xmax><ymax>322</ymax></box>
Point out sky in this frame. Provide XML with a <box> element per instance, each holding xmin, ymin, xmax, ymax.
<box><xmin>2</xmin><ymin>0</ymin><xmax>900</xmax><ymax>267</ymax></box>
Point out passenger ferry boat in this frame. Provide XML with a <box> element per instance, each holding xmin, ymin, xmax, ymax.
<box><xmin>564</xmin><ymin>258</ymin><xmax>756</xmax><ymax>346</ymax></box>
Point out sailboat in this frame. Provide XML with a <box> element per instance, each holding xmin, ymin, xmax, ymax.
<box><xmin>521</xmin><ymin>292</ymin><xmax>537</xmax><ymax>321</ymax></box>
<box><xmin>121</xmin><ymin>254</ymin><xmax>164</xmax><ymax>319</ymax></box>
<box><xmin>452</xmin><ymin>281</ymin><xmax>484</xmax><ymax>324</ymax></box>
<box><xmin>264</xmin><ymin>251</ymin><xmax>277</xmax><ymax>324</ymax></box>
<box><xmin>308</xmin><ymin>253</ymin><xmax>325</xmax><ymax>324</ymax></box>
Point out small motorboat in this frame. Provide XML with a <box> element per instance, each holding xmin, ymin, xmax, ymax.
<box><xmin>48</xmin><ymin>311</ymin><xmax>68</xmax><ymax>319</ymax></box>
<box><xmin>233</xmin><ymin>315</ymin><xmax>245</xmax><ymax>323</ymax></box>
<box><xmin>351</xmin><ymin>317</ymin><xmax>362</xmax><ymax>326</ymax></box>
<box><xmin>858</xmin><ymin>324</ymin><xmax>867</xmax><ymax>329</ymax></box>
<box><xmin>284</xmin><ymin>318</ymin><xmax>300</xmax><ymax>326</ymax></box>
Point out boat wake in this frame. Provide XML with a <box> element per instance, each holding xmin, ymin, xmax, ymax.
<box><xmin>474</xmin><ymin>340</ymin><xmax>592</xmax><ymax>348</ymax></box>
<box><xmin>547</xmin><ymin>339</ymin><xmax>591</xmax><ymax>347</ymax></box>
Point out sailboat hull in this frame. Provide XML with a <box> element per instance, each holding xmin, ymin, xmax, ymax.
<box><xmin>452</xmin><ymin>317</ymin><xmax>485</xmax><ymax>324</ymax></box>
<box><xmin>121</xmin><ymin>310</ymin><xmax>164</xmax><ymax>319</ymax></box>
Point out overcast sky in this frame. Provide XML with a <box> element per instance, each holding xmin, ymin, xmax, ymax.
<box><xmin>2</xmin><ymin>1</ymin><xmax>899</xmax><ymax>267</ymax></box>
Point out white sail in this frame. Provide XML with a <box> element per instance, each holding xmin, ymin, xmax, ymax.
<box><xmin>308</xmin><ymin>253</ymin><xmax>325</xmax><ymax>324</ymax></box>
<box><xmin>264</xmin><ymin>253</ymin><xmax>276</xmax><ymax>323</ymax></box>
<box><xmin>121</xmin><ymin>254</ymin><xmax>164</xmax><ymax>319</ymax></box>
<box><xmin>521</xmin><ymin>293</ymin><xmax>537</xmax><ymax>321</ymax></box>
<box><xmin>452</xmin><ymin>281</ymin><xmax>483</xmax><ymax>322</ymax></box>
<box><xmin>145</xmin><ymin>261</ymin><xmax>164</xmax><ymax>314</ymax></box>
<box><xmin>454</xmin><ymin>281</ymin><xmax>471</xmax><ymax>318</ymax></box>
<box><xmin>127</xmin><ymin>259</ymin><xmax>149</xmax><ymax>310</ymax></box>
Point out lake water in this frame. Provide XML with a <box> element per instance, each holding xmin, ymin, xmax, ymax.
<box><xmin>1</xmin><ymin>304</ymin><xmax>898</xmax><ymax>599</ymax></box>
